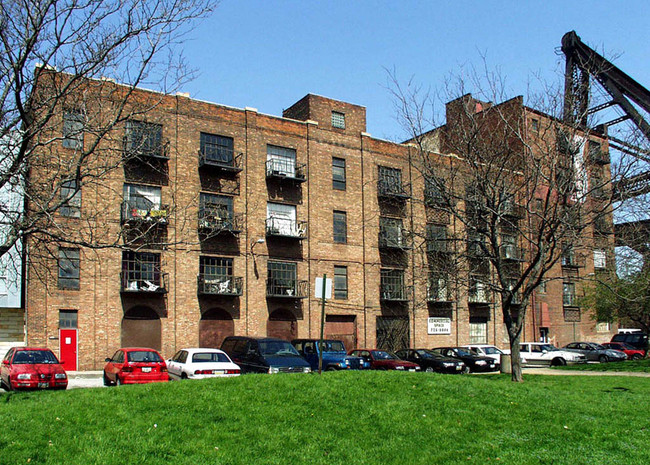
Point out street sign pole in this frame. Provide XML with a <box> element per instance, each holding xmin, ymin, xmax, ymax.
<box><xmin>318</xmin><ymin>274</ymin><xmax>327</xmax><ymax>375</ymax></box>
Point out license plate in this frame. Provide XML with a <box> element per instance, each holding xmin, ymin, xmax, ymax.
<box><xmin>212</xmin><ymin>370</ymin><xmax>224</xmax><ymax>374</ymax></box>
<box><xmin>142</xmin><ymin>367</ymin><xmax>152</xmax><ymax>373</ymax></box>
<box><xmin>409</xmin><ymin>369</ymin><xmax>416</xmax><ymax>372</ymax></box>
<box><xmin>38</xmin><ymin>382</ymin><xmax>48</xmax><ymax>388</ymax></box>
<box><xmin>456</xmin><ymin>366</ymin><xmax>462</xmax><ymax>370</ymax></box>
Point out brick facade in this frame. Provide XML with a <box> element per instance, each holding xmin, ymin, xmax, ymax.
<box><xmin>25</xmin><ymin>78</ymin><xmax>617</xmax><ymax>370</ymax></box>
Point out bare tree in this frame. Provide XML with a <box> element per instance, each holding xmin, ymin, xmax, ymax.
<box><xmin>388</xmin><ymin>67</ymin><xmax>619</xmax><ymax>382</ymax></box>
<box><xmin>0</xmin><ymin>0</ymin><xmax>215</xmax><ymax>273</ymax></box>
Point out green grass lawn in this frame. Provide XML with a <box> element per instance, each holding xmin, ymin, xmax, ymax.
<box><xmin>1</xmin><ymin>372</ymin><xmax>648</xmax><ymax>464</ymax></box>
<box><xmin>554</xmin><ymin>358</ymin><xmax>650</xmax><ymax>373</ymax></box>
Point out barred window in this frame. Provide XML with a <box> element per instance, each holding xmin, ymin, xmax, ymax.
<box><xmin>62</xmin><ymin>110</ymin><xmax>84</xmax><ymax>149</ymax></box>
<box><xmin>200</xmin><ymin>133</ymin><xmax>234</xmax><ymax>164</ymax></box>
<box><xmin>200</xmin><ymin>256</ymin><xmax>233</xmax><ymax>278</ymax></box>
<box><xmin>125</xmin><ymin>120</ymin><xmax>163</xmax><ymax>157</ymax></box>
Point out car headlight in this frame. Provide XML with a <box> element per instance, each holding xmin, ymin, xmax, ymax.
<box><xmin>443</xmin><ymin>362</ymin><xmax>454</xmax><ymax>367</ymax></box>
<box><xmin>339</xmin><ymin>361</ymin><xmax>348</xmax><ymax>368</ymax></box>
<box><xmin>55</xmin><ymin>373</ymin><xmax>67</xmax><ymax>379</ymax></box>
<box><xmin>16</xmin><ymin>373</ymin><xmax>32</xmax><ymax>380</ymax></box>
<box><xmin>268</xmin><ymin>366</ymin><xmax>280</xmax><ymax>374</ymax></box>
<box><xmin>475</xmin><ymin>360</ymin><xmax>487</xmax><ymax>365</ymax></box>
<box><xmin>396</xmin><ymin>366</ymin><xmax>405</xmax><ymax>370</ymax></box>
<box><xmin>303</xmin><ymin>367</ymin><xmax>311</xmax><ymax>373</ymax></box>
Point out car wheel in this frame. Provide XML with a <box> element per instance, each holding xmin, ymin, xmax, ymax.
<box><xmin>103</xmin><ymin>372</ymin><xmax>112</xmax><ymax>386</ymax></box>
<box><xmin>181</xmin><ymin>373</ymin><xmax>188</xmax><ymax>380</ymax></box>
<box><xmin>599</xmin><ymin>355</ymin><xmax>609</xmax><ymax>363</ymax></box>
<box><xmin>4</xmin><ymin>377</ymin><xmax>12</xmax><ymax>391</ymax></box>
<box><xmin>462</xmin><ymin>366</ymin><xmax>470</xmax><ymax>374</ymax></box>
<box><xmin>632</xmin><ymin>354</ymin><xmax>642</xmax><ymax>360</ymax></box>
<box><xmin>116</xmin><ymin>376</ymin><xmax>123</xmax><ymax>386</ymax></box>
<box><xmin>551</xmin><ymin>357</ymin><xmax>566</xmax><ymax>367</ymax></box>
<box><xmin>425</xmin><ymin>367</ymin><xmax>434</xmax><ymax>373</ymax></box>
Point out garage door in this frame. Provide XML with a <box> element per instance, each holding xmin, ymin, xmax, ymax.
<box><xmin>325</xmin><ymin>315</ymin><xmax>357</xmax><ymax>351</ymax></box>
<box><xmin>199</xmin><ymin>308</ymin><xmax>234</xmax><ymax>348</ymax></box>
<box><xmin>267</xmin><ymin>309</ymin><xmax>297</xmax><ymax>341</ymax></box>
<box><xmin>121</xmin><ymin>306</ymin><xmax>161</xmax><ymax>351</ymax></box>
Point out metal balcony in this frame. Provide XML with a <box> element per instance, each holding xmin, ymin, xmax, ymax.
<box><xmin>266</xmin><ymin>279</ymin><xmax>308</xmax><ymax>298</ymax></box>
<box><xmin>499</xmin><ymin>202</ymin><xmax>526</xmax><ymax>219</ymax></box>
<box><xmin>380</xmin><ymin>280</ymin><xmax>411</xmax><ymax>302</ymax></box>
<box><xmin>199</xmin><ymin>149</ymin><xmax>243</xmax><ymax>173</ymax></box>
<box><xmin>120</xmin><ymin>271</ymin><xmax>168</xmax><ymax>294</ymax></box>
<box><xmin>427</xmin><ymin>276</ymin><xmax>452</xmax><ymax>302</ymax></box>
<box><xmin>377</xmin><ymin>180</ymin><xmax>411</xmax><ymax>200</ymax></box>
<box><xmin>266</xmin><ymin>159</ymin><xmax>306</xmax><ymax>183</ymax></box>
<box><xmin>121</xmin><ymin>201</ymin><xmax>168</xmax><ymax>225</ymax></box>
<box><xmin>122</xmin><ymin>136</ymin><xmax>169</xmax><ymax>160</ymax></box>
<box><xmin>266</xmin><ymin>218</ymin><xmax>307</xmax><ymax>239</ymax></box>
<box><xmin>500</xmin><ymin>244</ymin><xmax>525</xmax><ymax>262</ymax></box>
<box><xmin>198</xmin><ymin>210</ymin><xmax>242</xmax><ymax>235</ymax></box>
<box><xmin>378</xmin><ymin>230</ymin><xmax>412</xmax><ymax>250</ymax></box>
<box><xmin>197</xmin><ymin>275</ymin><xmax>243</xmax><ymax>296</ymax></box>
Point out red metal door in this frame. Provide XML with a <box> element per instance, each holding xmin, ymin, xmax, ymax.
<box><xmin>59</xmin><ymin>329</ymin><xmax>78</xmax><ymax>371</ymax></box>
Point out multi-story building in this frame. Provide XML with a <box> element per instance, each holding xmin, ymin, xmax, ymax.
<box><xmin>25</xmin><ymin>73</ymin><xmax>616</xmax><ymax>370</ymax></box>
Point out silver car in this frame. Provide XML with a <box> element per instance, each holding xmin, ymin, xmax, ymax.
<box><xmin>562</xmin><ymin>342</ymin><xmax>627</xmax><ymax>363</ymax></box>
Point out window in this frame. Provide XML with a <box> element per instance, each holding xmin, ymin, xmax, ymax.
<box><xmin>537</xmin><ymin>280</ymin><xmax>547</xmax><ymax>294</ymax></box>
<box><xmin>380</xmin><ymin>269</ymin><xmax>405</xmax><ymax>300</ymax></box>
<box><xmin>60</xmin><ymin>179</ymin><xmax>81</xmax><ymax>218</ymax></box>
<box><xmin>469</xmin><ymin>318</ymin><xmax>488</xmax><ymax>344</ymax></box>
<box><xmin>267</xmin><ymin>202</ymin><xmax>300</xmax><ymax>236</ymax></box>
<box><xmin>379</xmin><ymin>217</ymin><xmax>405</xmax><ymax>248</ymax></box>
<box><xmin>267</xmin><ymin>261</ymin><xmax>298</xmax><ymax>296</ymax></box>
<box><xmin>334</xmin><ymin>266</ymin><xmax>348</xmax><ymax>299</ymax></box>
<box><xmin>332</xmin><ymin>157</ymin><xmax>346</xmax><ymax>190</ymax></box>
<box><xmin>427</xmin><ymin>224</ymin><xmax>448</xmax><ymax>253</ymax></box>
<box><xmin>596</xmin><ymin>321</ymin><xmax>612</xmax><ymax>333</ymax></box>
<box><xmin>531</xmin><ymin>118</ymin><xmax>539</xmax><ymax>133</ymax></box>
<box><xmin>123</xmin><ymin>184</ymin><xmax>162</xmax><ymax>213</ymax></box>
<box><xmin>594</xmin><ymin>250</ymin><xmax>606</xmax><ymax>269</ymax></box>
<box><xmin>59</xmin><ymin>310</ymin><xmax>78</xmax><ymax>329</ymax></box>
<box><xmin>561</xmin><ymin>245</ymin><xmax>576</xmax><ymax>267</ymax></box>
<box><xmin>333</xmin><ymin>211</ymin><xmax>347</xmax><ymax>243</ymax></box>
<box><xmin>267</xmin><ymin>145</ymin><xmax>296</xmax><ymax>177</ymax></box>
<box><xmin>62</xmin><ymin>110</ymin><xmax>84</xmax><ymax>149</ymax></box>
<box><xmin>58</xmin><ymin>248</ymin><xmax>80</xmax><ymax>290</ymax></box>
<box><xmin>331</xmin><ymin>111</ymin><xmax>346</xmax><ymax>129</ymax></box>
<box><xmin>424</xmin><ymin>176</ymin><xmax>447</xmax><ymax>206</ymax></box>
<box><xmin>200</xmin><ymin>133</ymin><xmax>234</xmax><ymax>164</ymax></box>
<box><xmin>122</xmin><ymin>251</ymin><xmax>163</xmax><ymax>291</ymax></box>
<box><xmin>125</xmin><ymin>120</ymin><xmax>163</xmax><ymax>157</ymax></box>
<box><xmin>563</xmin><ymin>282</ymin><xmax>577</xmax><ymax>306</ymax></box>
<box><xmin>378</xmin><ymin>166</ymin><xmax>404</xmax><ymax>196</ymax></box>
<box><xmin>200</xmin><ymin>256</ymin><xmax>233</xmax><ymax>279</ymax></box>
<box><xmin>0</xmin><ymin>266</ymin><xmax>7</xmax><ymax>296</ymax></box>
<box><xmin>199</xmin><ymin>193</ymin><xmax>234</xmax><ymax>226</ymax></box>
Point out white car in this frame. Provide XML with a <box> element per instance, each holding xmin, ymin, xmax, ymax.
<box><xmin>167</xmin><ymin>348</ymin><xmax>241</xmax><ymax>380</ymax></box>
<box><xmin>519</xmin><ymin>342</ymin><xmax>586</xmax><ymax>367</ymax></box>
<box><xmin>461</xmin><ymin>344</ymin><xmax>510</xmax><ymax>364</ymax></box>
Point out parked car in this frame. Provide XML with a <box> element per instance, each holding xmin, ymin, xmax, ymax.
<box><xmin>602</xmin><ymin>342</ymin><xmax>646</xmax><ymax>360</ymax></box>
<box><xmin>460</xmin><ymin>344</ymin><xmax>511</xmax><ymax>364</ymax></box>
<box><xmin>611</xmin><ymin>332</ymin><xmax>649</xmax><ymax>355</ymax></box>
<box><xmin>519</xmin><ymin>342</ymin><xmax>586</xmax><ymax>366</ymax></box>
<box><xmin>167</xmin><ymin>348</ymin><xmax>241</xmax><ymax>380</ymax></box>
<box><xmin>562</xmin><ymin>342</ymin><xmax>627</xmax><ymax>363</ymax></box>
<box><xmin>221</xmin><ymin>336</ymin><xmax>311</xmax><ymax>374</ymax></box>
<box><xmin>348</xmin><ymin>349</ymin><xmax>421</xmax><ymax>371</ymax></box>
<box><xmin>103</xmin><ymin>347</ymin><xmax>169</xmax><ymax>385</ymax></box>
<box><xmin>292</xmin><ymin>339</ymin><xmax>367</xmax><ymax>371</ymax></box>
<box><xmin>430</xmin><ymin>347</ymin><xmax>499</xmax><ymax>373</ymax></box>
<box><xmin>395</xmin><ymin>348</ymin><xmax>466</xmax><ymax>373</ymax></box>
<box><xmin>1</xmin><ymin>347</ymin><xmax>68</xmax><ymax>391</ymax></box>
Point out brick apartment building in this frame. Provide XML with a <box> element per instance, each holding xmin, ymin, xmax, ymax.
<box><xmin>24</xmin><ymin>73</ymin><xmax>616</xmax><ymax>370</ymax></box>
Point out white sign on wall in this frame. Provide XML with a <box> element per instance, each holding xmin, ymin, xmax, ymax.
<box><xmin>427</xmin><ymin>317</ymin><xmax>451</xmax><ymax>335</ymax></box>
<box><xmin>315</xmin><ymin>277</ymin><xmax>332</xmax><ymax>299</ymax></box>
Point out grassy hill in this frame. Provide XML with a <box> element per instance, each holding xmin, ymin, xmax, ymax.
<box><xmin>1</xmin><ymin>372</ymin><xmax>648</xmax><ymax>464</ymax></box>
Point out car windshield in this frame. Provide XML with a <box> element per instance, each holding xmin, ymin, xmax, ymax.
<box><xmin>259</xmin><ymin>341</ymin><xmax>300</xmax><ymax>357</ymax></box>
<box><xmin>320</xmin><ymin>341</ymin><xmax>346</xmax><ymax>352</ymax></box>
<box><xmin>481</xmin><ymin>347</ymin><xmax>503</xmax><ymax>355</ymax></box>
<box><xmin>418</xmin><ymin>350</ymin><xmax>440</xmax><ymax>359</ymax></box>
<box><xmin>592</xmin><ymin>344</ymin><xmax>606</xmax><ymax>350</ymax></box>
<box><xmin>12</xmin><ymin>350</ymin><xmax>59</xmax><ymax>364</ymax></box>
<box><xmin>454</xmin><ymin>349</ymin><xmax>474</xmax><ymax>357</ymax></box>
<box><xmin>373</xmin><ymin>351</ymin><xmax>397</xmax><ymax>360</ymax></box>
<box><xmin>192</xmin><ymin>352</ymin><xmax>230</xmax><ymax>363</ymax></box>
<box><xmin>537</xmin><ymin>344</ymin><xmax>558</xmax><ymax>352</ymax></box>
<box><xmin>127</xmin><ymin>351</ymin><xmax>163</xmax><ymax>363</ymax></box>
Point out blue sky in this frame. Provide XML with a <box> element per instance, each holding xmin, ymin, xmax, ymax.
<box><xmin>179</xmin><ymin>1</ymin><xmax>650</xmax><ymax>141</ymax></box>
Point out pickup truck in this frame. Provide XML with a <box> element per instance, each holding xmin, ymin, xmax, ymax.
<box><xmin>292</xmin><ymin>339</ymin><xmax>368</xmax><ymax>371</ymax></box>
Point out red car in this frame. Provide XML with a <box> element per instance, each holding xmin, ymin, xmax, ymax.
<box><xmin>602</xmin><ymin>342</ymin><xmax>645</xmax><ymax>360</ymax></box>
<box><xmin>1</xmin><ymin>347</ymin><xmax>68</xmax><ymax>391</ymax></box>
<box><xmin>348</xmin><ymin>349</ymin><xmax>420</xmax><ymax>371</ymax></box>
<box><xmin>103</xmin><ymin>347</ymin><xmax>169</xmax><ymax>385</ymax></box>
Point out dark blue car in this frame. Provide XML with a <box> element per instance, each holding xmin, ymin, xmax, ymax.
<box><xmin>221</xmin><ymin>336</ymin><xmax>311</xmax><ymax>374</ymax></box>
<box><xmin>292</xmin><ymin>339</ymin><xmax>368</xmax><ymax>371</ymax></box>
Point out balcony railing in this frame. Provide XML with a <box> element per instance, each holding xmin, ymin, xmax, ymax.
<box><xmin>468</xmin><ymin>277</ymin><xmax>490</xmax><ymax>304</ymax></box>
<box><xmin>377</xmin><ymin>180</ymin><xmax>411</xmax><ymax>200</ymax></box>
<box><xmin>123</xmin><ymin>136</ymin><xmax>169</xmax><ymax>160</ymax></box>
<box><xmin>197</xmin><ymin>275</ymin><xmax>243</xmax><ymax>296</ymax></box>
<box><xmin>378</xmin><ymin>229</ymin><xmax>412</xmax><ymax>250</ymax></box>
<box><xmin>121</xmin><ymin>201</ymin><xmax>168</xmax><ymax>225</ymax></box>
<box><xmin>266</xmin><ymin>159</ymin><xmax>306</xmax><ymax>182</ymax></box>
<box><xmin>199</xmin><ymin>148</ymin><xmax>243</xmax><ymax>172</ymax></box>
<box><xmin>499</xmin><ymin>202</ymin><xmax>525</xmax><ymax>219</ymax></box>
<box><xmin>266</xmin><ymin>217</ymin><xmax>307</xmax><ymax>239</ymax></box>
<box><xmin>427</xmin><ymin>276</ymin><xmax>452</xmax><ymax>302</ymax></box>
<box><xmin>500</xmin><ymin>244</ymin><xmax>524</xmax><ymax>261</ymax></box>
<box><xmin>266</xmin><ymin>278</ymin><xmax>308</xmax><ymax>298</ymax></box>
<box><xmin>198</xmin><ymin>210</ymin><xmax>242</xmax><ymax>235</ymax></box>
<box><xmin>120</xmin><ymin>271</ymin><xmax>168</xmax><ymax>294</ymax></box>
<box><xmin>380</xmin><ymin>279</ymin><xmax>410</xmax><ymax>302</ymax></box>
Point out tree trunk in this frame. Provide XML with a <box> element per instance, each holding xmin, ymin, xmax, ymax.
<box><xmin>509</xmin><ymin>330</ymin><xmax>523</xmax><ymax>382</ymax></box>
